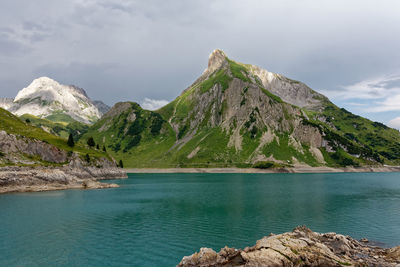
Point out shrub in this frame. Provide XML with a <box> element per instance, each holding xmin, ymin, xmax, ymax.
<box><xmin>67</xmin><ymin>133</ymin><xmax>75</xmax><ymax>147</ymax></box>
<box><xmin>85</xmin><ymin>153</ymin><xmax>90</xmax><ymax>163</ymax></box>
<box><xmin>253</xmin><ymin>161</ymin><xmax>275</xmax><ymax>169</ymax></box>
<box><xmin>178</xmin><ymin>124</ymin><xmax>188</xmax><ymax>139</ymax></box>
<box><xmin>250</xmin><ymin>125</ymin><xmax>258</xmax><ymax>138</ymax></box>
<box><xmin>127</xmin><ymin>118</ymin><xmax>144</xmax><ymax>136</ymax></box>
<box><xmin>87</xmin><ymin>137</ymin><xmax>95</xmax><ymax>147</ymax></box>
<box><xmin>124</xmin><ymin>135</ymin><xmax>141</xmax><ymax>151</ymax></box>
<box><xmin>119</xmin><ymin>159</ymin><xmax>124</xmax><ymax>168</ymax></box>
<box><xmin>150</xmin><ymin>113</ymin><xmax>164</xmax><ymax>135</ymax></box>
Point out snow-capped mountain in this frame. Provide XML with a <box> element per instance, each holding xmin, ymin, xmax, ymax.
<box><xmin>4</xmin><ymin>77</ymin><xmax>109</xmax><ymax>124</ymax></box>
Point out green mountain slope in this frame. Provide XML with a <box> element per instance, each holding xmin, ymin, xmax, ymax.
<box><xmin>83</xmin><ymin>50</ymin><xmax>400</xmax><ymax>168</ymax></box>
<box><xmin>0</xmin><ymin>107</ymin><xmax>110</xmax><ymax>166</ymax></box>
<box><xmin>20</xmin><ymin>114</ymin><xmax>89</xmax><ymax>140</ymax></box>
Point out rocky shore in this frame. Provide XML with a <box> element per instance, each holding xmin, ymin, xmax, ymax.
<box><xmin>0</xmin><ymin>165</ymin><xmax>127</xmax><ymax>194</ymax></box>
<box><xmin>177</xmin><ymin>226</ymin><xmax>400</xmax><ymax>267</ymax></box>
<box><xmin>127</xmin><ymin>166</ymin><xmax>400</xmax><ymax>174</ymax></box>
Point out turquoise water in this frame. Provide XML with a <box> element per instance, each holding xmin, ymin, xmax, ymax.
<box><xmin>1</xmin><ymin>172</ymin><xmax>400</xmax><ymax>266</ymax></box>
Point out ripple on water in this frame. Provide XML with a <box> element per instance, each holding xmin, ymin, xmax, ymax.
<box><xmin>0</xmin><ymin>172</ymin><xmax>400</xmax><ymax>266</ymax></box>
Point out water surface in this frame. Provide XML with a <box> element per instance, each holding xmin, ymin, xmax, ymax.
<box><xmin>1</xmin><ymin>172</ymin><xmax>400</xmax><ymax>266</ymax></box>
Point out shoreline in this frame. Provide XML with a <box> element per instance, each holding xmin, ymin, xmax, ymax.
<box><xmin>125</xmin><ymin>166</ymin><xmax>400</xmax><ymax>174</ymax></box>
<box><xmin>0</xmin><ymin>166</ymin><xmax>127</xmax><ymax>194</ymax></box>
<box><xmin>177</xmin><ymin>226</ymin><xmax>400</xmax><ymax>266</ymax></box>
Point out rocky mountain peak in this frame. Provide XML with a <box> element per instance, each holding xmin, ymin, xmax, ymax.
<box><xmin>207</xmin><ymin>49</ymin><xmax>228</xmax><ymax>72</ymax></box>
<box><xmin>4</xmin><ymin>76</ymin><xmax>106</xmax><ymax>124</ymax></box>
<box><xmin>102</xmin><ymin>102</ymin><xmax>134</xmax><ymax>119</ymax></box>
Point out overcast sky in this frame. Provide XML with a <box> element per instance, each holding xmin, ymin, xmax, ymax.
<box><xmin>1</xmin><ymin>0</ymin><xmax>400</xmax><ymax>128</ymax></box>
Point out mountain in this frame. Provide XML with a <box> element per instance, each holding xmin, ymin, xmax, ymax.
<box><xmin>82</xmin><ymin>49</ymin><xmax>400</xmax><ymax>168</ymax></box>
<box><xmin>4</xmin><ymin>77</ymin><xmax>105</xmax><ymax>124</ymax></box>
<box><xmin>93</xmin><ymin>100</ymin><xmax>111</xmax><ymax>114</ymax></box>
<box><xmin>81</xmin><ymin>102</ymin><xmax>175</xmax><ymax>164</ymax></box>
<box><xmin>0</xmin><ymin>98</ymin><xmax>13</xmax><ymax>110</ymax></box>
<box><xmin>20</xmin><ymin>113</ymin><xmax>89</xmax><ymax>140</ymax></box>
<box><xmin>0</xmin><ymin>107</ymin><xmax>111</xmax><ymax>166</ymax></box>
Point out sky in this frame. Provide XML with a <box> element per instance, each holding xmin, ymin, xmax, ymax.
<box><xmin>0</xmin><ymin>0</ymin><xmax>400</xmax><ymax>128</ymax></box>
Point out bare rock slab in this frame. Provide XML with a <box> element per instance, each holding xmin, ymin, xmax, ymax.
<box><xmin>177</xmin><ymin>226</ymin><xmax>400</xmax><ymax>267</ymax></box>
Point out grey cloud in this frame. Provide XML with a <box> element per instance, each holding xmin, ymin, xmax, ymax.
<box><xmin>0</xmin><ymin>0</ymin><xmax>400</xmax><ymax>126</ymax></box>
<box><xmin>0</xmin><ymin>33</ymin><xmax>29</xmax><ymax>56</ymax></box>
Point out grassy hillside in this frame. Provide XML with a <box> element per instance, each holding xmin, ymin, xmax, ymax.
<box><xmin>80</xmin><ymin>102</ymin><xmax>176</xmax><ymax>166</ymax></box>
<box><xmin>0</xmin><ymin>108</ymin><xmax>108</xmax><ymax>161</ymax></box>
<box><xmin>20</xmin><ymin>114</ymin><xmax>88</xmax><ymax>139</ymax></box>
<box><xmin>304</xmin><ymin>103</ymin><xmax>400</xmax><ymax>165</ymax></box>
<box><xmin>80</xmin><ymin>51</ymin><xmax>400</xmax><ymax>168</ymax></box>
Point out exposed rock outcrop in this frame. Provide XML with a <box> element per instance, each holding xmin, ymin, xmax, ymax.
<box><xmin>0</xmin><ymin>130</ymin><xmax>67</xmax><ymax>163</ymax></box>
<box><xmin>0</xmin><ymin>129</ymin><xmax>127</xmax><ymax>194</ymax></box>
<box><xmin>4</xmin><ymin>77</ymin><xmax>105</xmax><ymax>124</ymax></box>
<box><xmin>177</xmin><ymin>226</ymin><xmax>400</xmax><ymax>267</ymax></box>
<box><xmin>0</xmin><ymin>165</ymin><xmax>127</xmax><ymax>193</ymax></box>
<box><xmin>93</xmin><ymin>100</ymin><xmax>111</xmax><ymax>114</ymax></box>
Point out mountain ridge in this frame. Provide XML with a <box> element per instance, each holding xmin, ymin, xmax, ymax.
<box><xmin>81</xmin><ymin>49</ymin><xmax>400</xmax><ymax>168</ymax></box>
<box><xmin>3</xmin><ymin>77</ymin><xmax>110</xmax><ymax>124</ymax></box>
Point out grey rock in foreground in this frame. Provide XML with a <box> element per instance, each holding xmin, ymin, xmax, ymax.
<box><xmin>0</xmin><ymin>166</ymin><xmax>127</xmax><ymax>193</ymax></box>
<box><xmin>177</xmin><ymin>226</ymin><xmax>400</xmax><ymax>267</ymax></box>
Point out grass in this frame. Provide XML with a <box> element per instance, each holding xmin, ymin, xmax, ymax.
<box><xmin>228</xmin><ymin>59</ymin><xmax>252</xmax><ymax>83</ymax></box>
<box><xmin>304</xmin><ymin>102</ymin><xmax>400</xmax><ymax>164</ymax></box>
<box><xmin>20</xmin><ymin>114</ymin><xmax>89</xmax><ymax>139</ymax></box>
<box><xmin>199</xmin><ymin>69</ymin><xmax>232</xmax><ymax>93</ymax></box>
<box><xmin>44</xmin><ymin>111</ymin><xmax>77</xmax><ymax>124</ymax></box>
<box><xmin>257</xmin><ymin>133</ymin><xmax>321</xmax><ymax>167</ymax></box>
<box><xmin>0</xmin><ymin>108</ymin><xmax>108</xmax><ymax>160</ymax></box>
<box><xmin>72</xmin><ymin>53</ymin><xmax>400</xmax><ymax>168</ymax></box>
<box><xmin>260</xmin><ymin>87</ymin><xmax>283</xmax><ymax>103</ymax></box>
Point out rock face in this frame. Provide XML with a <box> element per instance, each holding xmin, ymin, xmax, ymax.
<box><xmin>177</xmin><ymin>226</ymin><xmax>400</xmax><ymax>267</ymax></box>
<box><xmin>4</xmin><ymin>77</ymin><xmax>105</xmax><ymax>124</ymax></box>
<box><xmin>249</xmin><ymin>65</ymin><xmax>328</xmax><ymax>111</ymax></box>
<box><xmin>93</xmin><ymin>100</ymin><xmax>111</xmax><ymax>114</ymax></box>
<box><xmin>0</xmin><ymin>130</ymin><xmax>67</xmax><ymax>164</ymax></box>
<box><xmin>0</xmin><ymin>165</ymin><xmax>127</xmax><ymax>193</ymax></box>
<box><xmin>81</xmin><ymin>49</ymin><xmax>400</xmax><ymax>168</ymax></box>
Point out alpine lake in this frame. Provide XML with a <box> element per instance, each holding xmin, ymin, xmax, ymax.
<box><xmin>1</xmin><ymin>172</ymin><xmax>400</xmax><ymax>266</ymax></box>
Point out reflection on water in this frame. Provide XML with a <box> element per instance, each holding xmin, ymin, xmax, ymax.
<box><xmin>0</xmin><ymin>172</ymin><xmax>400</xmax><ymax>266</ymax></box>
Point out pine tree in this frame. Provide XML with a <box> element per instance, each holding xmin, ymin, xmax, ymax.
<box><xmin>67</xmin><ymin>133</ymin><xmax>75</xmax><ymax>147</ymax></box>
<box><xmin>85</xmin><ymin>153</ymin><xmax>90</xmax><ymax>162</ymax></box>
<box><xmin>103</xmin><ymin>145</ymin><xmax>106</xmax><ymax>152</ymax></box>
<box><xmin>96</xmin><ymin>144</ymin><xmax>99</xmax><ymax>150</ymax></box>
<box><xmin>119</xmin><ymin>159</ymin><xmax>124</xmax><ymax>168</ymax></box>
<box><xmin>87</xmin><ymin>137</ymin><xmax>95</xmax><ymax>147</ymax></box>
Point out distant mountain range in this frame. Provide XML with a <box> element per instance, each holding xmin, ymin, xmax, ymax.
<box><xmin>0</xmin><ymin>77</ymin><xmax>110</xmax><ymax>124</ymax></box>
<box><xmin>1</xmin><ymin>49</ymin><xmax>400</xmax><ymax>168</ymax></box>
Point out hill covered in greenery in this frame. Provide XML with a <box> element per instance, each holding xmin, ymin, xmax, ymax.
<box><xmin>80</xmin><ymin>50</ymin><xmax>400</xmax><ymax>168</ymax></box>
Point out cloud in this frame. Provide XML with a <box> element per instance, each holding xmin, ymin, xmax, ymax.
<box><xmin>141</xmin><ymin>98</ymin><xmax>169</xmax><ymax>110</ymax></box>
<box><xmin>1</xmin><ymin>0</ymin><xmax>400</xmax><ymax>123</ymax></box>
<box><xmin>344</xmin><ymin>102</ymin><xmax>367</xmax><ymax>107</ymax></box>
<box><xmin>322</xmin><ymin>74</ymin><xmax>400</xmax><ymax>114</ymax></box>
<box><xmin>321</xmin><ymin>74</ymin><xmax>400</xmax><ymax>100</ymax></box>
<box><xmin>369</xmin><ymin>94</ymin><xmax>400</xmax><ymax>112</ymax></box>
<box><xmin>388</xmin><ymin>117</ymin><xmax>400</xmax><ymax>130</ymax></box>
